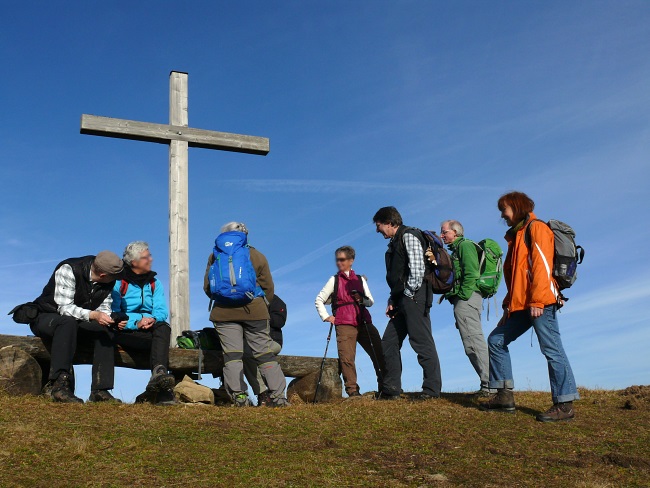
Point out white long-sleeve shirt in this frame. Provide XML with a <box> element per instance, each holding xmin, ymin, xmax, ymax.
<box><xmin>53</xmin><ymin>264</ymin><xmax>113</xmax><ymax>321</ymax></box>
<box><xmin>315</xmin><ymin>272</ymin><xmax>374</xmax><ymax>322</ymax></box>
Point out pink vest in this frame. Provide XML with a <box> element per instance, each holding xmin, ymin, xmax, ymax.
<box><xmin>334</xmin><ymin>270</ymin><xmax>372</xmax><ymax>326</ymax></box>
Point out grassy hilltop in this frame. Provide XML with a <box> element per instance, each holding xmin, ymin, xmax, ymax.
<box><xmin>1</xmin><ymin>387</ymin><xmax>649</xmax><ymax>487</ymax></box>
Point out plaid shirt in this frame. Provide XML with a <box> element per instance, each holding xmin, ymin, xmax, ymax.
<box><xmin>403</xmin><ymin>232</ymin><xmax>425</xmax><ymax>298</ymax></box>
<box><xmin>53</xmin><ymin>264</ymin><xmax>113</xmax><ymax>321</ymax></box>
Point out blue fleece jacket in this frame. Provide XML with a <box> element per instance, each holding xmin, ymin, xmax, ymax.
<box><xmin>111</xmin><ymin>278</ymin><xmax>169</xmax><ymax>330</ymax></box>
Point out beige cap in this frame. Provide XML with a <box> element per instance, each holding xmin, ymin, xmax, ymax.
<box><xmin>94</xmin><ymin>251</ymin><xmax>124</xmax><ymax>276</ymax></box>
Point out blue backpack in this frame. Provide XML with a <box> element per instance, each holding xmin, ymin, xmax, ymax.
<box><xmin>208</xmin><ymin>231</ymin><xmax>265</xmax><ymax>306</ymax></box>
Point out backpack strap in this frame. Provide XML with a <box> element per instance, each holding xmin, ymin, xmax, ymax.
<box><xmin>119</xmin><ymin>280</ymin><xmax>129</xmax><ymax>297</ymax></box>
<box><xmin>150</xmin><ymin>279</ymin><xmax>156</xmax><ymax>294</ymax></box>
<box><xmin>331</xmin><ymin>275</ymin><xmax>340</xmax><ymax>317</ymax></box>
<box><xmin>523</xmin><ymin>218</ymin><xmax>543</xmax><ymax>250</ymax></box>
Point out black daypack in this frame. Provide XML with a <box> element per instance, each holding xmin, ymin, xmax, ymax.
<box><xmin>8</xmin><ymin>302</ymin><xmax>40</xmax><ymax>324</ymax></box>
<box><xmin>420</xmin><ymin>230</ymin><xmax>454</xmax><ymax>294</ymax></box>
<box><xmin>525</xmin><ymin>219</ymin><xmax>585</xmax><ymax>292</ymax></box>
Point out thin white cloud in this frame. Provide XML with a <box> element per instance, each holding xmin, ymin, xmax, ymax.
<box><xmin>221</xmin><ymin>179</ymin><xmax>499</xmax><ymax>194</ymax></box>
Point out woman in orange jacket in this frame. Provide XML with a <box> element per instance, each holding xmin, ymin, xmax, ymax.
<box><xmin>480</xmin><ymin>191</ymin><xmax>579</xmax><ymax>422</ymax></box>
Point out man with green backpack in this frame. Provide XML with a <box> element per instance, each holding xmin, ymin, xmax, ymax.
<box><xmin>441</xmin><ymin>220</ymin><xmax>503</xmax><ymax>396</ymax></box>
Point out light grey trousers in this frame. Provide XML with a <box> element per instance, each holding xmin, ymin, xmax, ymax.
<box><xmin>243</xmin><ymin>339</ymin><xmax>282</xmax><ymax>395</ymax></box>
<box><xmin>450</xmin><ymin>292</ymin><xmax>491</xmax><ymax>391</ymax></box>
<box><xmin>215</xmin><ymin>320</ymin><xmax>286</xmax><ymax>400</ymax></box>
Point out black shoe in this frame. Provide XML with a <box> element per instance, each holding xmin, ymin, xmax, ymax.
<box><xmin>257</xmin><ymin>391</ymin><xmax>272</xmax><ymax>407</ymax></box>
<box><xmin>375</xmin><ymin>391</ymin><xmax>401</xmax><ymax>401</ymax></box>
<box><xmin>409</xmin><ymin>392</ymin><xmax>441</xmax><ymax>402</ymax></box>
<box><xmin>479</xmin><ymin>389</ymin><xmax>516</xmax><ymax>413</ymax></box>
<box><xmin>146</xmin><ymin>366</ymin><xmax>176</xmax><ymax>393</ymax></box>
<box><xmin>536</xmin><ymin>402</ymin><xmax>575</xmax><ymax>422</ymax></box>
<box><xmin>155</xmin><ymin>389</ymin><xmax>178</xmax><ymax>406</ymax></box>
<box><xmin>51</xmin><ymin>373</ymin><xmax>83</xmax><ymax>404</ymax></box>
<box><xmin>88</xmin><ymin>390</ymin><xmax>122</xmax><ymax>403</ymax></box>
<box><xmin>135</xmin><ymin>390</ymin><xmax>156</xmax><ymax>404</ymax></box>
<box><xmin>347</xmin><ymin>391</ymin><xmax>362</xmax><ymax>398</ymax></box>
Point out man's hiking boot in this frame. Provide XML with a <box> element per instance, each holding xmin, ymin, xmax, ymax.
<box><xmin>536</xmin><ymin>402</ymin><xmax>575</xmax><ymax>422</ymax></box>
<box><xmin>347</xmin><ymin>391</ymin><xmax>362</xmax><ymax>398</ymax></box>
<box><xmin>135</xmin><ymin>390</ymin><xmax>156</xmax><ymax>404</ymax></box>
<box><xmin>257</xmin><ymin>391</ymin><xmax>272</xmax><ymax>407</ymax></box>
<box><xmin>146</xmin><ymin>365</ymin><xmax>175</xmax><ymax>393</ymax></box>
<box><xmin>51</xmin><ymin>373</ymin><xmax>83</xmax><ymax>404</ymax></box>
<box><xmin>375</xmin><ymin>391</ymin><xmax>401</xmax><ymax>401</ymax></box>
<box><xmin>88</xmin><ymin>389</ymin><xmax>122</xmax><ymax>403</ymax></box>
<box><xmin>472</xmin><ymin>388</ymin><xmax>492</xmax><ymax>398</ymax></box>
<box><xmin>409</xmin><ymin>392</ymin><xmax>441</xmax><ymax>402</ymax></box>
<box><xmin>155</xmin><ymin>388</ymin><xmax>178</xmax><ymax>406</ymax></box>
<box><xmin>479</xmin><ymin>389</ymin><xmax>515</xmax><ymax>413</ymax></box>
<box><xmin>270</xmin><ymin>398</ymin><xmax>290</xmax><ymax>408</ymax></box>
<box><xmin>233</xmin><ymin>393</ymin><xmax>252</xmax><ymax>407</ymax></box>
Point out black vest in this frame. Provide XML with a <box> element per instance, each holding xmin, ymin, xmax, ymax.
<box><xmin>385</xmin><ymin>226</ymin><xmax>429</xmax><ymax>301</ymax></box>
<box><xmin>34</xmin><ymin>256</ymin><xmax>115</xmax><ymax>314</ymax></box>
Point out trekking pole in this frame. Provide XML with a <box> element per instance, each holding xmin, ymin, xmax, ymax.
<box><xmin>359</xmin><ymin>303</ymin><xmax>384</xmax><ymax>388</ymax></box>
<box><xmin>313</xmin><ymin>322</ymin><xmax>334</xmax><ymax>403</ymax></box>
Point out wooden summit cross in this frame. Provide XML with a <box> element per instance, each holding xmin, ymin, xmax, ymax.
<box><xmin>80</xmin><ymin>71</ymin><xmax>269</xmax><ymax>343</ymax></box>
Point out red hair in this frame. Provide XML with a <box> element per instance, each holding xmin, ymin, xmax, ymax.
<box><xmin>497</xmin><ymin>191</ymin><xmax>535</xmax><ymax>222</ymax></box>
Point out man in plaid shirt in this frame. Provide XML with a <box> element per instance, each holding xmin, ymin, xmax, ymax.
<box><xmin>373</xmin><ymin>206</ymin><xmax>442</xmax><ymax>401</ymax></box>
<box><xmin>31</xmin><ymin>251</ymin><xmax>123</xmax><ymax>403</ymax></box>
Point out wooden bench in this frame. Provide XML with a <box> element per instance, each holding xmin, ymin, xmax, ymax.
<box><xmin>0</xmin><ymin>334</ymin><xmax>342</xmax><ymax>402</ymax></box>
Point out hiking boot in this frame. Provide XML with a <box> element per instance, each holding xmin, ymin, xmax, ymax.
<box><xmin>472</xmin><ymin>389</ymin><xmax>492</xmax><ymax>398</ymax></box>
<box><xmin>51</xmin><ymin>373</ymin><xmax>83</xmax><ymax>404</ymax></box>
<box><xmin>155</xmin><ymin>389</ymin><xmax>178</xmax><ymax>406</ymax></box>
<box><xmin>146</xmin><ymin>365</ymin><xmax>176</xmax><ymax>393</ymax></box>
<box><xmin>41</xmin><ymin>380</ymin><xmax>54</xmax><ymax>399</ymax></box>
<box><xmin>257</xmin><ymin>391</ymin><xmax>272</xmax><ymax>407</ymax></box>
<box><xmin>536</xmin><ymin>402</ymin><xmax>575</xmax><ymax>422</ymax></box>
<box><xmin>233</xmin><ymin>393</ymin><xmax>252</xmax><ymax>407</ymax></box>
<box><xmin>375</xmin><ymin>391</ymin><xmax>401</xmax><ymax>401</ymax></box>
<box><xmin>88</xmin><ymin>390</ymin><xmax>122</xmax><ymax>403</ymax></box>
<box><xmin>479</xmin><ymin>389</ymin><xmax>515</xmax><ymax>413</ymax></box>
<box><xmin>409</xmin><ymin>392</ymin><xmax>441</xmax><ymax>402</ymax></box>
<box><xmin>270</xmin><ymin>397</ymin><xmax>290</xmax><ymax>408</ymax></box>
<box><xmin>347</xmin><ymin>391</ymin><xmax>362</xmax><ymax>398</ymax></box>
<box><xmin>135</xmin><ymin>390</ymin><xmax>156</xmax><ymax>404</ymax></box>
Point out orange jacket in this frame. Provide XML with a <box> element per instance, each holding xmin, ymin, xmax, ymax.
<box><xmin>502</xmin><ymin>213</ymin><xmax>559</xmax><ymax>313</ymax></box>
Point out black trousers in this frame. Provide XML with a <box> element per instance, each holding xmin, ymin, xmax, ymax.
<box><xmin>113</xmin><ymin>322</ymin><xmax>171</xmax><ymax>371</ymax></box>
<box><xmin>31</xmin><ymin>314</ymin><xmax>171</xmax><ymax>391</ymax></box>
<box><xmin>30</xmin><ymin>313</ymin><xmax>115</xmax><ymax>390</ymax></box>
<box><xmin>381</xmin><ymin>286</ymin><xmax>442</xmax><ymax>396</ymax></box>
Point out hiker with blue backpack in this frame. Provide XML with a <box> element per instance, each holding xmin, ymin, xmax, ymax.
<box><xmin>203</xmin><ymin>222</ymin><xmax>289</xmax><ymax>407</ymax></box>
<box><xmin>440</xmin><ymin>220</ymin><xmax>501</xmax><ymax>397</ymax></box>
<box><xmin>111</xmin><ymin>241</ymin><xmax>177</xmax><ymax>405</ymax></box>
<box><xmin>480</xmin><ymin>192</ymin><xmax>582</xmax><ymax>422</ymax></box>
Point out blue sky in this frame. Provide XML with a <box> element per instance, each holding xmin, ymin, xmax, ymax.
<box><xmin>1</xmin><ymin>1</ymin><xmax>649</xmax><ymax>402</ymax></box>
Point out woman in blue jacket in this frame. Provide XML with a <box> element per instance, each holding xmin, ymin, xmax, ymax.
<box><xmin>111</xmin><ymin>241</ymin><xmax>176</xmax><ymax>405</ymax></box>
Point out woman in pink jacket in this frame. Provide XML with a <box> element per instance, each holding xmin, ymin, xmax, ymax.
<box><xmin>315</xmin><ymin>246</ymin><xmax>385</xmax><ymax>397</ymax></box>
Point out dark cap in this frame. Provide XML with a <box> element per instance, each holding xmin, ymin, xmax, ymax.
<box><xmin>94</xmin><ymin>251</ymin><xmax>124</xmax><ymax>276</ymax></box>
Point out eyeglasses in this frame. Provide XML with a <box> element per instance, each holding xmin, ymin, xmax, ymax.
<box><xmin>140</xmin><ymin>254</ymin><xmax>153</xmax><ymax>260</ymax></box>
<box><xmin>336</xmin><ymin>257</ymin><xmax>349</xmax><ymax>262</ymax></box>
<box><xmin>440</xmin><ymin>230</ymin><xmax>454</xmax><ymax>235</ymax></box>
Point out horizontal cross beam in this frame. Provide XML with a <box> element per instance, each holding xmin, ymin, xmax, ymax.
<box><xmin>80</xmin><ymin>114</ymin><xmax>269</xmax><ymax>155</ymax></box>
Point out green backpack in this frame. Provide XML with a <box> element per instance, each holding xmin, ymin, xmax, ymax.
<box><xmin>473</xmin><ymin>239</ymin><xmax>503</xmax><ymax>299</ymax></box>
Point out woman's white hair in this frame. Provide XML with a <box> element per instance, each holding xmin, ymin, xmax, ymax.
<box><xmin>221</xmin><ymin>222</ymin><xmax>248</xmax><ymax>234</ymax></box>
<box><xmin>123</xmin><ymin>241</ymin><xmax>149</xmax><ymax>266</ymax></box>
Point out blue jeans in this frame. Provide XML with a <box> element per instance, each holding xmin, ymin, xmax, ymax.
<box><xmin>487</xmin><ymin>305</ymin><xmax>579</xmax><ymax>404</ymax></box>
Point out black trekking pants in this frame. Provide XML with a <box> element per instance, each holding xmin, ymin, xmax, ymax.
<box><xmin>381</xmin><ymin>286</ymin><xmax>442</xmax><ymax>397</ymax></box>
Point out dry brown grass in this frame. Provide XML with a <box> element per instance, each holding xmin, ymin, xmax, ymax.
<box><xmin>0</xmin><ymin>387</ymin><xmax>648</xmax><ymax>487</ymax></box>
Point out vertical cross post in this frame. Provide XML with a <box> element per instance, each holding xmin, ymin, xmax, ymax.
<box><xmin>168</xmin><ymin>72</ymin><xmax>190</xmax><ymax>343</ymax></box>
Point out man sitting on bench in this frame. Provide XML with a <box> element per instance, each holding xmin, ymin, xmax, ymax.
<box><xmin>31</xmin><ymin>251</ymin><xmax>124</xmax><ymax>403</ymax></box>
